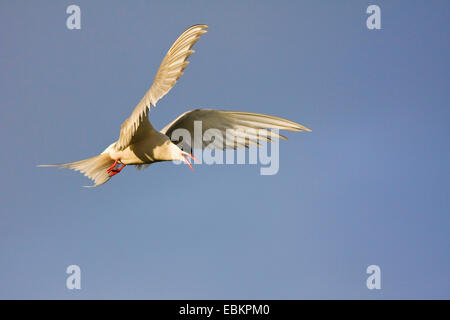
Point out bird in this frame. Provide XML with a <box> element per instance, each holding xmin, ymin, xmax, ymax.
<box><xmin>39</xmin><ymin>24</ymin><xmax>311</xmax><ymax>187</ymax></box>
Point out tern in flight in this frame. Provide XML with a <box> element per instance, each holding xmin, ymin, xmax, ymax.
<box><xmin>39</xmin><ymin>25</ymin><xmax>311</xmax><ymax>187</ymax></box>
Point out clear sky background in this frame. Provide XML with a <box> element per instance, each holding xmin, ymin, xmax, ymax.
<box><xmin>0</xmin><ymin>1</ymin><xmax>449</xmax><ymax>299</ymax></box>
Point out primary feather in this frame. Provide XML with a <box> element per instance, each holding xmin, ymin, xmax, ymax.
<box><xmin>161</xmin><ymin>109</ymin><xmax>311</xmax><ymax>150</ymax></box>
<box><xmin>116</xmin><ymin>25</ymin><xmax>209</xmax><ymax>151</ymax></box>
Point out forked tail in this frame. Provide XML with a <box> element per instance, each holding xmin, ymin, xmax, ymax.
<box><xmin>38</xmin><ymin>154</ymin><xmax>116</xmax><ymax>187</ymax></box>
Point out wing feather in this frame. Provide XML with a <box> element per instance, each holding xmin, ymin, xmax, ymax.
<box><xmin>115</xmin><ymin>25</ymin><xmax>209</xmax><ymax>150</ymax></box>
<box><xmin>161</xmin><ymin>109</ymin><xmax>311</xmax><ymax>150</ymax></box>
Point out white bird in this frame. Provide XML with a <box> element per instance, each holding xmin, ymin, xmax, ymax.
<box><xmin>39</xmin><ymin>25</ymin><xmax>311</xmax><ymax>187</ymax></box>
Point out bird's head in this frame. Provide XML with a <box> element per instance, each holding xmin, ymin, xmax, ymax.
<box><xmin>166</xmin><ymin>142</ymin><xmax>199</xmax><ymax>170</ymax></box>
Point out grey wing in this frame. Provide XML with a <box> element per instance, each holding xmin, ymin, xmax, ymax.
<box><xmin>115</xmin><ymin>25</ymin><xmax>209</xmax><ymax>151</ymax></box>
<box><xmin>160</xmin><ymin>109</ymin><xmax>311</xmax><ymax>150</ymax></box>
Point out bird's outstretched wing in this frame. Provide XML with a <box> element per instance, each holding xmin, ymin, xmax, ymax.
<box><xmin>161</xmin><ymin>109</ymin><xmax>311</xmax><ymax>150</ymax></box>
<box><xmin>115</xmin><ymin>24</ymin><xmax>209</xmax><ymax>151</ymax></box>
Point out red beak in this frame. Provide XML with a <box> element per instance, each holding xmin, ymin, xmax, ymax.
<box><xmin>181</xmin><ymin>152</ymin><xmax>199</xmax><ymax>170</ymax></box>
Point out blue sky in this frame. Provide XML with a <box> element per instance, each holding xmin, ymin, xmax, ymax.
<box><xmin>0</xmin><ymin>1</ymin><xmax>449</xmax><ymax>299</ymax></box>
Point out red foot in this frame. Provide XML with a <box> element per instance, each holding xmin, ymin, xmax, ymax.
<box><xmin>107</xmin><ymin>158</ymin><xmax>119</xmax><ymax>173</ymax></box>
<box><xmin>107</xmin><ymin>160</ymin><xmax>126</xmax><ymax>177</ymax></box>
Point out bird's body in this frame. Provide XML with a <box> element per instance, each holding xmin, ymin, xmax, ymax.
<box><xmin>39</xmin><ymin>25</ymin><xmax>311</xmax><ymax>187</ymax></box>
<box><xmin>102</xmin><ymin>125</ymin><xmax>177</xmax><ymax>165</ymax></box>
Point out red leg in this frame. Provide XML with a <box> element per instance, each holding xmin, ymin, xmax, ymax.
<box><xmin>106</xmin><ymin>158</ymin><xmax>119</xmax><ymax>173</ymax></box>
<box><xmin>108</xmin><ymin>163</ymin><xmax>126</xmax><ymax>177</ymax></box>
